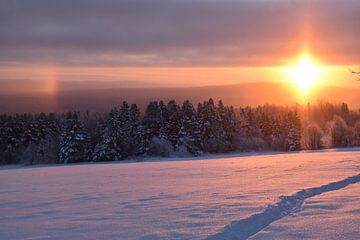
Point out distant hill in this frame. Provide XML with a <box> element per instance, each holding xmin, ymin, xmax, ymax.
<box><xmin>0</xmin><ymin>82</ymin><xmax>359</xmax><ymax>114</ymax></box>
<box><xmin>0</xmin><ymin>79</ymin><xmax>164</xmax><ymax>93</ymax></box>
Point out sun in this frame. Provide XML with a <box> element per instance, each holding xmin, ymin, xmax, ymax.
<box><xmin>288</xmin><ymin>54</ymin><xmax>321</xmax><ymax>94</ymax></box>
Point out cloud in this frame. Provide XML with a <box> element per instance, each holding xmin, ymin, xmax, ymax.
<box><xmin>0</xmin><ymin>0</ymin><xmax>359</xmax><ymax>67</ymax></box>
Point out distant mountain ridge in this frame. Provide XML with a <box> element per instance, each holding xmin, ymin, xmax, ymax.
<box><xmin>0</xmin><ymin>82</ymin><xmax>359</xmax><ymax>113</ymax></box>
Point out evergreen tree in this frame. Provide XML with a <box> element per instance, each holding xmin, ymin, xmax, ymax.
<box><xmin>3</xmin><ymin>99</ymin><xmax>360</xmax><ymax>165</ymax></box>
<box><xmin>198</xmin><ymin>99</ymin><xmax>228</xmax><ymax>152</ymax></box>
<box><xmin>129</xmin><ymin>104</ymin><xmax>144</xmax><ymax>155</ymax></box>
<box><xmin>141</xmin><ymin>101</ymin><xmax>163</xmax><ymax>155</ymax></box>
<box><xmin>82</xmin><ymin>111</ymin><xmax>103</xmax><ymax>154</ymax></box>
<box><xmin>285</xmin><ymin>111</ymin><xmax>302</xmax><ymax>151</ymax></box>
<box><xmin>164</xmin><ymin>100</ymin><xmax>181</xmax><ymax>148</ymax></box>
<box><xmin>217</xmin><ymin>100</ymin><xmax>238</xmax><ymax>150</ymax></box>
<box><xmin>27</xmin><ymin>113</ymin><xmax>60</xmax><ymax>164</ymax></box>
<box><xmin>176</xmin><ymin>100</ymin><xmax>203</xmax><ymax>155</ymax></box>
<box><xmin>158</xmin><ymin>100</ymin><xmax>169</xmax><ymax>139</ymax></box>
<box><xmin>93</xmin><ymin>107</ymin><xmax>126</xmax><ymax>161</ymax></box>
<box><xmin>59</xmin><ymin>112</ymin><xmax>90</xmax><ymax>163</ymax></box>
<box><xmin>0</xmin><ymin>115</ymin><xmax>20</xmax><ymax>163</ymax></box>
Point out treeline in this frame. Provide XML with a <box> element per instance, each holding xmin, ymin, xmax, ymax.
<box><xmin>302</xmin><ymin>102</ymin><xmax>360</xmax><ymax>149</ymax></box>
<box><xmin>1</xmin><ymin>99</ymin><xmax>360</xmax><ymax>164</ymax></box>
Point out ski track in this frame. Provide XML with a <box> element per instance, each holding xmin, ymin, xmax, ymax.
<box><xmin>207</xmin><ymin>173</ymin><xmax>360</xmax><ymax>240</ymax></box>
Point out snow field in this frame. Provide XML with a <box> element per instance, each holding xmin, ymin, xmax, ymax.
<box><xmin>0</xmin><ymin>149</ymin><xmax>359</xmax><ymax>239</ymax></box>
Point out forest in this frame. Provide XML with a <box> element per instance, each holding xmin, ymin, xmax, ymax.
<box><xmin>1</xmin><ymin>99</ymin><xmax>360</xmax><ymax>164</ymax></box>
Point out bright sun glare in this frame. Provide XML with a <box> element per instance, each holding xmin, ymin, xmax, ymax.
<box><xmin>288</xmin><ymin>54</ymin><xmax>321</xmax><ymax>94</ymax></box>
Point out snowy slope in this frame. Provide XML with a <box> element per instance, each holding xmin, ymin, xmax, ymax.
<box><xmin>1</xmin><ymin>149</ymin><xmax>360</xmax><ymax>240</ymax></box>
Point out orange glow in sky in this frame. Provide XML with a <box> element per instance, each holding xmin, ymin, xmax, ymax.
<box><xmin>0</xmin><ymin>61</ymin><xmax>357</xmax><ymax>93</ymax></box>
<box><xmin>285</xmin><ymin>52</ymin><xmax>323</xmax><ymax>95</ymax></box>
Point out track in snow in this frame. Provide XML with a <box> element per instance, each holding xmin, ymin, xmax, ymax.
<box><xmin>207</xmin><ymin>173</ymin><xmax>360</xmax><ymax>240</ymax></box>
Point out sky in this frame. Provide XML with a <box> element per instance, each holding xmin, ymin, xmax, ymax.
<box><xmin>0</xmin><ymin>0</ymin><xmax>359</xmax><ymax>90</ymax></box>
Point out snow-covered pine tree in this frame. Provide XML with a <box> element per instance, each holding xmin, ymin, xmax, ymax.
<box><xmin>82</xmin><ymin>111</ymin><xmax>103</xmax><ymax>155</ymax></box>
<box><xmin>239</xmin><ymin>106</ymin><xmax>255</xmax><ymax>136</ymax></box>
<box><xmin>285</xmin><ymin>110</ymin><xmax>302</xmax><ymax>151</ymax></box>
<box><xmin>118</xmin><ymin>101</ymin><xmax>133</xmax><ymax>158</ymax></box>
<box><xmin>59</xmin><ymin>112</ymin><xmax>90</xmax><ymax>163</ymax></box>
<box><xmin>198</xmin><ymin>99</ymin><xmax>227</xmax><ymax>152</ymax></box>
<box><xmin>164</xmin><ymin>100</ymin><xmax>181</xmax><ymax>148</ymax></box>
<box><xmin>176</xmin><ymin>100</ymin><xmax>203</xmax><ymax>156</ymax></box>
<box><xmin>286</xmin><ymin>128</ymin><xmax>299</xmax><ymax>151</ymax></box>
<box><xmin>141</xmin><ymin>101</ymin><xmax>163</xmax><ymax>155</ymax></box>
<box><xmin>217</xmin><ymin>100</ymin><xmax>238</xmax><ymax>151</ymax></box>
<box><xmin>0</xmin><ymin>115</ymin><xmax>20</xmax><ymax>163</ymax></box>
<box><xmin>93</xmin><ymin>107</ymin><xmax>126</xmax><ymax>161</ymax></box>
<box><xmin>158</xmin><ymin>100</ymin><xmax>170</xmax><ymax>140</ymax></box>
<box><xmin>143</xmin><ymin>101</ymin><xmax>162</xmax><ymax>134</ymax></box>
<box><xmin>129</xmin><ymin>104</ymin><xmax>144</xmax><ymax>155</ymax></box>
<box><xmin>37</xmin><ymin>113</ymin><xmax>60</xmax><ymax>163</ymax></box>
<box><xmin>259</xmin><ymin>112</ymin><xmax>273</xmax><ymax>139</ymax></box>
<box><xmin>23</xmin><ymin>113</ymin><xmax>55</xmax><ymax>164</ymax></box>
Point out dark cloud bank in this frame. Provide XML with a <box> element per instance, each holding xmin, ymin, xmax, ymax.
<box><xmin>0</xmin><ymin>0</ymin><xmax>359</xmax><ymax>67</ymax></box>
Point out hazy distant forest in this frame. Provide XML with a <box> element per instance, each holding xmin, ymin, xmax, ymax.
<box><xmin>1</xmin><ymin>99</ymin><xmax>360</xmax><ymax>165</ymax></box>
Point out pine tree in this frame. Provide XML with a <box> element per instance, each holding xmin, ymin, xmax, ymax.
<box><xmin>118</xmin><ymin>101</ymin><xmax>133</xmax><ymax>157</ymax></box>
<box><xmin>164</xmin><ymin>100</ymin><xmax>181</xmax><ymax>148</ymax></box>
<box><xmin>158</xmin><ymin>101</ymin><xmax>169</xmax><ymax>139</ymax></box>
<box><xmin>198</xmin><ymin>99</ymin><xmax>227</xmax><ymax>152</ymax></box>
<box><xmin>93</xmin><ymin>107</ymin><xmax>125</xmax><ymax>161</ymax></box>
<box><xmin>176</xmin><ymin>100</ymin><xmax>203</xmax><ymax>156</ymax></box>
<box><xmin>285</xmin><ymin>111</ymin><xmax>302</xmax><ymax>151</ymax></box>
<box><xmin>26</xmin><ymin>113</ymin><xmax>60</xmax><ymax>164</ymax></box>
<box><xmin>59</xmin><ymin>112</ymin><xmax>90</xmax><ymax>163</ymax></box>
<box><xmin>217</xmin><ymin>100</ymin><xmax>238</xmax><ymax>150</ymax></box>
<box><xmin>82</xmin><ymin>111</ymin><xmax>103</xmax><ymax>154</ymax></box>
<box><xmin>141</xmin><ymin>101</ymin><xmax>163</xmax><ymax>155</ymax></box>
<box><xmin>0</xmin><ymin>115</ymin><xmax>20</xmax><ymax>163</ymax></box>
<box><xmin>129</xmin><ymin>104</ymin><xmax>143</xmax><ymax>155</ymax></box>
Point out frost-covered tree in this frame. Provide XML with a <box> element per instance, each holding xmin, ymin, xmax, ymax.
<box><xmin>327</xmin><ymin>115</ymin><xmax>348</xmax><ymax>147</ymax></box>
<box><xmin>2</xmin><ymin>100</ymin><xmax>360</xmax><ymax>165</ymax></box>
<box><xmin>353</xmin><ymin>121</ymin><xmax>360</xmax><ymax>146</ymax></box>
<box><xmin>285</xmin><ymin>111</ymin><xmax>302</xmax><ymax>151</ymax></box>
<box><xmin>82</xmin><ymin>111</ymin><xmax>103</xmax><ymax>154</ymax></box>
<box><xmin>60</xmin><ymin>112</ymin><xmax>90</xmax><ymax>163</ymax></box>
<box><xmin>198</xmin><ymin>99</ymin><xmax>228</xmax><ymax>153</ymax></box>
<box><xmin>140</xmin><ymin>101</ymin><xmax>163</xmax><ymax>155</ymax></box>
<box><xmin>128</xmin><ymin>104</ymin><xmax>144</xmax><ymax>155</ymax></box>
<box><xmin>93</xmin><ymin>102</ymin><xmax>144</xmax><ymax>161</ymax></box>
<box><xmin>304</xmin><ymin>122</ymin><xmax>323</xmax><ymax>150</ymax></box>
<box><xmin>176</xmin><ymin>100</ymin><xmax>203</xmax><ymax>156</ymax></box>
<box><xmin>29</xmin><ymin>113</ymin><xmax>59</xmax><ymax>164</ymax></box>
<box><xmin>258</xmin><ymin>112</ymin><xmax>272</xmax><ymax>139</ymax></box>
<box><xmin>217</xmin><ymin>100</ymin><xmax>238</xmax><ymax>151</ymax></box>
<box><xmin>286</xmin><ymin>129</ymin><xmax>300</xmax><ymax>151</ymax></box>
<box><xmin>158</xmin><ymin>100</ymin><xmax>169</xmax><ymax>139</ymax></box>
<box><xmin>143</xmin><ymin>101</ymin><xmax>162</xmax><ymax>136</ymax></box>
<box><xmin>0</xmin><ymin>115</ymin><xmax>20</xmax><ymax>163</ymax></box>
<box><xmin>164</xmin><ymin>100</ymin><xmax>181</xmax><ymax>148</ymax></box>
<box><xmin>93</xmin><ymin>106</ymin><xmax>126</xmax><ymax>161</ymax></box>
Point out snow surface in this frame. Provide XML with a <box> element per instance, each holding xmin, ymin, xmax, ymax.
<box><xmin>249</xmin><ymin>179</ymin><xmax>360</xmax><ymax>240</ymax></box>
<box><xmin>1</xmin><ymin>149</ymin><xmax>360</xmax><ymax>239</ymax></box>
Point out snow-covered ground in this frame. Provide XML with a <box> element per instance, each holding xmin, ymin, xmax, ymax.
<box><xmin>1</xmin><ymin>149</ymin><xmax>360</xmax><ymax>240</ymax></box>
<box><xmin>250</xmin><ymin>183</ymin><xmax>360</xmax><ymax>240</ymax></box>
